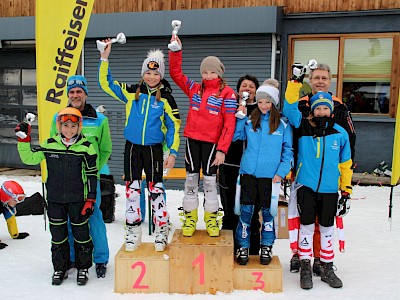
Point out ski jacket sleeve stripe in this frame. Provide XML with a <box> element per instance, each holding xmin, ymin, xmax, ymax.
<box><xmin>169</xmin><ymin>50</ymin><xmax>196</xmax><ymax>98</ymax></box>
<box><xmin>216</xmin><ymin>90</ymin><xmax>237</xmax><ymax>154</ymax></box>
<box><xmin>84</xmin><ymin>143</ymin><xmax>99</xmax><ymax>199</ymax></box>
<box><xmin>98</xmin><ymin>60</ymin><xmax>133</xmax><ymax>104</ymax></box>
<box><xmin>162</xmin><ymin>96</ymin><xmax>181</xmax><ymax>156</ymax></box>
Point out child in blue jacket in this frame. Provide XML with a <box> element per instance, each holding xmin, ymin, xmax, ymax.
<box><xmin>234</xmin><ymin>81</ymin><xmax>293</xmax><ymax>265</ymax></box>
<box><xmin>283</xmin><ymin>65</ymin><xmax>352</xmax><ymax>290</ymax></box>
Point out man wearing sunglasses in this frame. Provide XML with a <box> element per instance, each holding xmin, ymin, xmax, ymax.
<box><xmin>50</xmin><ymin>75</ymin><xmax>112</xmax><ymax>279</ymax></box>
<box><xmin>0</xmin><ymin>180</ymin><xmax>30</xmax><ymax>249</ymax></box>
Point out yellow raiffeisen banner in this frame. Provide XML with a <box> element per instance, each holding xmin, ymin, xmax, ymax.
<box><xmin>391</xmin><ymin>91</ymin><xmax>400</xmax><ymax>186</ymax></box>
<box><xmin>36</xmin><ymin>0</ymin><xmax>94</xmax><ymax>180</ymax></box>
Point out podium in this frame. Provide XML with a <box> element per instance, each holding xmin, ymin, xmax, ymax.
<box><xmin>114</xmin><ymin>229</ymin><xmax>282</xmax><ymax>294</ymax></box>
<box><xmin>114</xmin><ymin>243</ymin><xmax>170</xmax><ymax>293</ymax></box>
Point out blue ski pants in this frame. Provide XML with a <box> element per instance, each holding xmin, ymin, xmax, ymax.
<box><xmin>235</xmin><ymin>205</ymin><xmax>275</xmax><ymax>249</ymax></box>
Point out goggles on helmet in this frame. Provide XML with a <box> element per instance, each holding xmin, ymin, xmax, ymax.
<box><xmin>1</xmin><ymin>183</ymin><xmax>26</xmax><ymax>203</ymax></box>
<box><xmin>57</xmin><ymin>114</ymin><xmax>81</xmax><ymax>124</ymax></box>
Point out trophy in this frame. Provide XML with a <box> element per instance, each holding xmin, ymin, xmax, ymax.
<box><xmin>235</xmin><ymin>91</ymin><xmax>249</xmax><ymax>119</ymax></box>
<box><xmin>168</xmin><ymin>20</ymin><xmax>182</xmax><ymax>52</ymax></box>
<box><xmin>307</xmin><ymin>59</ymin><xmax>318</xmax><ymax>70</ymax></box>
<box><xmin>16</xmin><ymin>113</ymin><xmax>36</xmax><ymax>139</ymax></box>
<box><xmin>96</xmin><ymin>32</ymin><xmax>126</xmax><ymax>53</ymax></box>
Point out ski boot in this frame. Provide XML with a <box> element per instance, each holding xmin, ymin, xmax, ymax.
<box><xmin>204</xmin><ymin>210</ymin><xmax>222</xmax><ymax>237</ymax></box>
<box><xmin>125</xmin><ymin>223</ymin><xmax>142</xmax><ymax>251</ymax></box>
<box><xmin>300</xmin><ymin>259</ymin><xmax>313</xmax><ymax>289</ymax></box>
<box><xmin>260</xmin><ymin>245</ymin><xmax>273</xmax><ymax>265</ymax></box>
<box><xmin>154</xmin><ymin>223</ymin><xmax>170</xmax><ymax>252</ymax></box>
<box><xmin>236</xmin><ymin>247</ymin><xmax>249</xmax><ymax>265</ymax></box>
<box><xmin>290</xmin><ymin>253</ymin><xmax>301</xmax><ymax>273</ymax></box>
<box><xmin>321</xmin><ymin>262</ymin><xmax>343</xmax><ymax>288</ymax></box>
<box><xmin>77</xmin><ymin>269</ymin><xmax>89</xmax><ymax>285</ymax></box>
<box><xmin>95</xmin><ymin>263</ymin><xmax>107</xmax><ymax>278</ymax></box>
<box><xmin>179</xmin><ymin>208</ymin><xmax>198</xmax><ymax>237</ymax></box>
<box><xmin>313</xmin><ymin>257</ymin><xmax>323</xmax><ymax>276</ymax></box>
<box><xmin>52</xmin><ymin>270</ymin><xmax>68</xmax><ymax>285</ymax></box>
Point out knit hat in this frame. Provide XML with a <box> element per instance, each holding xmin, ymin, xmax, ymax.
<box><xmin>67</xmin><ymin>75</ymin><xmax>88</xmax><ymax>95</ymax></box>
<box><xmin>255</xmin><ymin>85</ymin><xmax>280</xmax><ymax>107</ymax></box>
<box><xmin>310</xmin><ymin>91</ymin><xmax>333</xmax><ymax>112</ymax></box>
<box><xmin>200</xmin><ymin>56</ymin><xmax>225</xmax><ymax>77</ymax></box>
<box><xmin>141</xmin><ymin>49</ymin><xmax>165</xmax><ymax>79</ymax></box>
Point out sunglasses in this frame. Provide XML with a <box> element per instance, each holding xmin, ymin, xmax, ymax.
<box><xmin>67</xmin><ymin>79</ymin><xmax>86</xmax><ymax>86</ymax></box>
<box><xmin>58</xmin><ymin>114</ymin><xmax>81</xmax><ymax>123</ymax></box>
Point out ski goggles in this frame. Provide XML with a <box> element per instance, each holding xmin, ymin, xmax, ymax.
<box><xmin>67</xmin><ymin>79</ymin><xmax>86</xmax><ymax>87</ymax></box>
<box><xmin>1</xmin><ymin>184</ymin><xmax>26</xmax><ymax>203</ymax></box>
<box><xmin>12</xmin><ymin>193</ymin><xmax>26</xmax><ymax>203</ymax></box>
<box><xmin>57</xmin><ymin>114</ymin><xmax>81</xmax><ymax>123</ymax></box>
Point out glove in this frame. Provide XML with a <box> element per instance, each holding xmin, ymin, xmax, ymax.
<box><xmin>81</xmin><ymin>198</ymin><xmax>96</xmax><ymax>218</ymax></box>
<box><xmin>15</xmin><ymin>122</ymin><xmax>31</xmax><ymax>142</ymax></box>
<box><xmin>291</xmin><ymin>63</ymin><xmax>306</xmax><ymax>83</ymax></box>
<box><xmin>168</xmin><ymin>40</ymin><xmax>181</xmax><ymax>52</ymax></box>
<box><xmin>13</xmin><ymin>232</ymin><xmax>29</xmax><ymax>239</ymax></box>
<box><xmin>337</xmin><ymin>191</ymin><xmax>350</xmax><ymax>217</ymax></box>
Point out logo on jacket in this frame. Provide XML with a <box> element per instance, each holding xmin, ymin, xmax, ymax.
<box><xmin>49</xmin><ymin>154</ymin><xmax>59</xmax><ymax>159</ymax></box>
<box><xmin>272</xmin><ymin>130</ymin><xmax>282</xmax><ymax>136</ymax></box>
<box><xmin>331</xmin><ymin>139</ymin><xmax>339</xmax><ymax>151</ymax></box>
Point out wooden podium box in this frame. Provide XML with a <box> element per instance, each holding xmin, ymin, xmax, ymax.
<box><xmin>233</xmin><ymin>255</ymin><xmax>282</xmax><ymax>293</ymax></box>
<box><xmin>114</xmin><ymin>243</ymin><xmax>170</xmax><ymax>293</ymax></box>
<box><xmin>169</xmin><ymin>229</ymin><xmax>234</xmax><ymax>294</ymax></box>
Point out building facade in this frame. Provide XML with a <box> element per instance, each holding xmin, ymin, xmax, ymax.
<box><xmin>0</xmin><ymin>1</ymin><xmax>399</xmax><ymax>186</ymax></box>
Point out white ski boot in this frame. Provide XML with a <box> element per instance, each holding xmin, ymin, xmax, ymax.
<box><xmin>154</xmin><ymin>223</ymin><xmax>170</xmax><ymax>252</ymax></box>
<box><xmin>125</xmin><ymin>224</ymin><xmax>142</xmax><ymax>252</ymax></box>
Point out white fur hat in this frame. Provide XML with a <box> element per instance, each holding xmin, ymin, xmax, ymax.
<box><xmin>141</xmin><ymin>49</ymin><xmax>165</xmax><ymax>79</ymax></box>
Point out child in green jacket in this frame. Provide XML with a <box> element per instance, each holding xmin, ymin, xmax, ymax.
<box><xmin>16</xmin><ymin>107</ymin><xmax>98</xmax><ymax>286</ymax></box>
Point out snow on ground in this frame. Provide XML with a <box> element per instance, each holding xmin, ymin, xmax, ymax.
<box><xmin>1</xmin><ymin>174</ymin><xmax>399</xmax><ymax>299</ymax></box>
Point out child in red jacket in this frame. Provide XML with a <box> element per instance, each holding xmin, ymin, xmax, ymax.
<box><xmin>169</xmin><ymin>35</ymin><xmax>237</xmax><ymax>237</ymax></box>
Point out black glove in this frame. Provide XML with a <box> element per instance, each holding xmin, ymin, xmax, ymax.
<box><xmin>13</xmin><ymin>232</ymin><xmax>29</xmax><ymax>239</ymax></box>
<box><xmin>291</xmin><ymin>63</ymin><xmax>306</xmax><ymax>83</ymax></box>
<box><xmin>15</xmin><ymin>122</ymin><xmax>31</xmax><ymax>142</ymax></box>
<box><xmin>337</xmin><ymin>191</ymin><xmax>350</xmax><ymax>217</ymax></box>
<box><xmin>81</xmin><ymin>198</ymin><xmax>96</xmax><ymax>219</ymax></box>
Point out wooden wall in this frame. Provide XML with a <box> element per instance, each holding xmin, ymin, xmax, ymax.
<box><xmin>1</xmin><ymin>0</ymin><xmax>400</xmax><ymax>17</ymax></box>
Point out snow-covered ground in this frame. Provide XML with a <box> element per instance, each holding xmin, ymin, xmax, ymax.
<box><xmin>1</xmin><ymin>174</ymin><xmax>399</xmax><ymax>299</ymax></box>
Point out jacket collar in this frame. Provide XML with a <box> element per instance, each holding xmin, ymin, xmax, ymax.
<box><xmin>202</xmin><ymin>77</ymin><xmax>222</xmax><ymax>89</ymax></box>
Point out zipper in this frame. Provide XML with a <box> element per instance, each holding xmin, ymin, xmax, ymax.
<box><xmin>316</xmin><ymin>136</ymin><xmax>325</xmax><ymax>192</ymax></box>
<box><xmin>142</xmin><ymin>89</ymin><xmax>152</xmax><ymax>145</ymax></box>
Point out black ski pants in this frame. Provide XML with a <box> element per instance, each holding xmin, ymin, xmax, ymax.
<box><xmin>47</xmin><ymin>202</ymin><xmax>93</xmax><ymax>272</ymax></box>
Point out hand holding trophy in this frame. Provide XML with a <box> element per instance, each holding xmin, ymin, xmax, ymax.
<box><xmin>235</xmin><ymin>91</ymin><xmax>249</xmax><ymax>119</ymax></box>
<box><xmin>168</xmin><ymin>20</ymin><xmax>182</xmax><ymax>52</ymax></box>
<box><xmin>96</xmin><ymin>33</ymin><xmax>126</xmax><ymax>53</ymax></box>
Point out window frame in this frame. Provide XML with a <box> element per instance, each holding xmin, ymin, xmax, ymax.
<box><xmin>288</xmin><ymin>33</ymin><xmax>400</xmax><ymax>117</ymax></box>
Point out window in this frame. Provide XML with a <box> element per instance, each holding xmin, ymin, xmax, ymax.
<box><xmin>0</xmin><ymin>68</ymin><xmax>37</xmax><ymax>145</ymax></box>
<box><xmin>289</xmin><ymin>34</ymin><xmax>399</xmax><ymax>117</ymax></box>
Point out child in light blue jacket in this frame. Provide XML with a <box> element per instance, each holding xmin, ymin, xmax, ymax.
<box><xmin>233</xmin><ymin>80</ymin><xmax>293</xmax><ymax>266</ymax></box>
